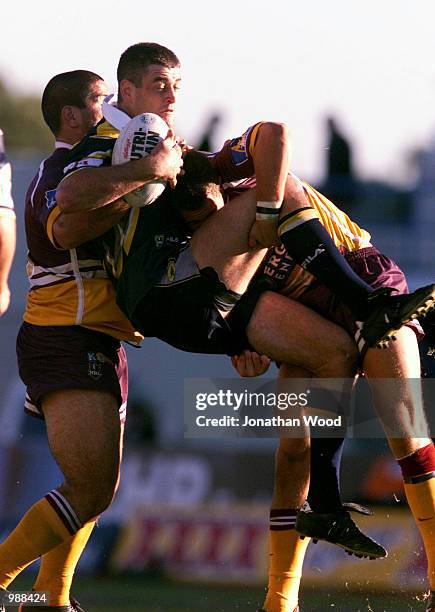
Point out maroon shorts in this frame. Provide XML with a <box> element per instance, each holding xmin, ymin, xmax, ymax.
<box><xmin>16</xmin><ymin>322</ymin><xmax>128</xmax><ymax>422</ymax></box>
<box><xmin>289</xmin><ymin>246</ymin><xmax>424</xmax><ymax>358</ymax></box>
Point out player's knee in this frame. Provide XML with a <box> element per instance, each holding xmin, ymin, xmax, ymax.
<box><xmin>320</xmin><ymin>337</ymin><xmax>358</xmax><ymax>378</ymax></box>
<box><xmin>67</xmin><ymin>475</ymin><xmax>119</xmax><ymax>522</ymax></box>
<box><xmin>277</xmin><ymin>436</ymin><xmax>310</xmax><ymax>460</ymax></box>
<box><xmin>94</xmin><ymin>476</ymin><xmax>119</xmax><ymax>514</ymax></box>
<box><xmin>82</xmin><ymin>489</ymin><xmax>116</xmax><ymax>521</ymax></box>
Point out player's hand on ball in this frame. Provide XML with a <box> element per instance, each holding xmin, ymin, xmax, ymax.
<box><xmin>150</xmin><ymin>129</ymin><xmax>184</xmax><ymax>189</ymax></box>
<box><xmin>248</xmin><ymin>219</ymin><xmax>280</xmax><ymax>249</ymax></box>
<box><xmin>231</xmin><ymin>350</ymin><xmax>271</xmax><ymax>377</ymax></box>
<box><xmin>112</xmin><ymin>113</ymin><xmax>182</xmax><ymax>207</ymax></box>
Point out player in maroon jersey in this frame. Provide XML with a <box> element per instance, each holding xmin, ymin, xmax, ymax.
<box><xmin>0</xmin><ymin>70</ymin><xmax>181</xmax><ymax>612</ymax></box>
<box><xmin>167</xmin><ymin>151</ymin><xmax>435</xmax><ymax>612</ymax></box>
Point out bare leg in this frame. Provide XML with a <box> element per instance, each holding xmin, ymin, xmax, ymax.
<box><xmin>44</xmin><ymin>389</ymin><xmax>122</xmax><ymax>523</ymax></box>
<box><xmin>363</xmin><ymin>327</ymin><xmax>430</xmax><ymax>457</ymax></box>
<box><xmin>247</xmin><ymin>291</ymin><xmax>358</xmax><ymax>378</ymax></box>
<box><xmin>273</xmin><ymin>365</ymin><xmax>312</xmax><ymax>509</ymax></box>
<box><xmin>190</xmin><ymin>188</ymin><xmax>266</xmax><ymax>297</ymax></box>
<box><xmin>263</xmin><ymin>365</ymin><xmax>311</xmax><ymax>612</ymax></box>
<box><xmin>33</xmin><ymin>421</ymin><xmax>125</xmax><ymax>605</ymax></box>
<box><xmin>255</xmin><ymin>300</ymin><xmax>356</xmax><ymax>612</ymax></box>
<box><xmin>363</xmin><ymin>327</ymin><xmax>435</xmax><ymax>590</ymax></box>
<box><xmin>0</xmin><ymin>389</ymin><xmax>122</xmax><ymax>588</ymax></box>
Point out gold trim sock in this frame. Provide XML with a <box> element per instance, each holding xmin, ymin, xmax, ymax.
<box><xmin>398</xmin><ymin>443</ymin><xmax>435</xmax><ymax>590</ymax></box>
<box><xmin>263</xmin><ymin>510</ymin><xmax>309</xmax><ymax>612</ymax></box>
<box><xmin>33</xmin><ymin>521</ymin><xmax>95</xmax><ymax>606</ymax></box>
<box><xmin>0</xmin><ymin>497</ymin><xmax>78</xmax><ymax>588</ymax></box>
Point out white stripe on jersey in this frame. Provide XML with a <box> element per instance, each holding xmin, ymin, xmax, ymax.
<box><xmin>70</xmin><ymin>248</ymin><xmax>85</xmax><ymax>325</ymax></box>
<box><xmin>27</xmin><ymin>257</ymin><xmax>107</xmax><ymax>290</ymax></box>
<box><xmin>29</xmin><ymin>158</ymin><xmax>48</xmax><ymax>210</ymax></box>
<box><xmin>30</xmin><ymin>258</ymin><xmax>105</xmax><ymax>277</ymax></box>
<box><xmin>63</xmin><ymin>156</ymin><xmax>106</xmax><ymax>174</ymax></box>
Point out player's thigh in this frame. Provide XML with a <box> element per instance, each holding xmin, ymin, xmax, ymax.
<box><xmin>190</xmin><ymin>189</ymin><xmax>266</xmax><ymax>294</ymax></box>
<box><xmin>247</xmin><ymin>291</ymin><xmax>357</xmax><ymax>377</ymax></box>
<box><xmin>42</xmin><ymin>388</ymin><xmax>121</xmax><ymax>488</ymax></box>
<box><xmin>279</xmin><ymin>364</ymin><xmax>312</xmax><ymax>379</ymax></box>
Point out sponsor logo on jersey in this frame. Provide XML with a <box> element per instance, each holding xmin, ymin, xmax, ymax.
<box><xmin>165</xmin><ymin>235</ymin><xmax>183</xmax><ymax>245</ymax></box>
<box><xmin>154</xmin><ymin>234</ymin><xmax>185</xmax><ymax>250</ymax></box>
<box><xmin>87</xmin><ymin>351</ymin><xmax>112</xmax><ymax>380</ymax></box>
<box><xmin>261</xmin><ymin>245</ymin><xmax>296</xmax><ymax>286</ymax></box>
<box><xmin>44</xmin><ymin>189</ymin><xmax>57</xmax><ymax>210</ymax></box>
<box><xmin>154</xmin><ymin>234</ymin><xmax>164</xmax><ymax>249</ymax></box>
<box><xmin>230</xmin><ymin>129</ymin><xmax>250</xmax><ymax>165</ymax></box>
<box><xmin>64</xmin><ymin>158</ymin><xmax>104</xmax><ymax>173</ymax></box>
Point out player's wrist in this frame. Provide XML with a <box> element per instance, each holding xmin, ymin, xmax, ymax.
<box><xmin>256</xmin><ymin>200</ymin><xmax>281</xmax><ymax>221</ymax></box>
<box><xmin>132</xmin><ymin>155</ymin><xmax>165</xmax><ymax>183</ymax></box>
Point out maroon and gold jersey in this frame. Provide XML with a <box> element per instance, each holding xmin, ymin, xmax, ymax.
<box><xmin>214</xmin><ymin>123</ymin><xmax>371</xmax><ymax>247</ymax></box>
<box><xmin>217</xmin><ymin>123</ymin><xmax>372</xmax><ymax>297</ymax></box>
<box><xmin>23</xmin><ymin>143</ymin><xmax>139</xmax><ymax>342</ymax></box>
<box><xmin>210</xmin><ymin>123</ymin><xmax>260</xmax><ymax>181</ymax></box>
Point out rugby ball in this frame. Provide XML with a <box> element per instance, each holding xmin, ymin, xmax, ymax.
<box><xmin>112</xmin><ymin>112</ymin><xmax>169</xmax><ymax>207</ymax></box>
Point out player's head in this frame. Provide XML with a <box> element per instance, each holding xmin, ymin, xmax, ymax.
<box><xmin>161</xmin><ymin>150</ymin><xmax>223</xmax><ymax>230</ymax></box>
<box><xmin>117</xmin><ymin>42</ymin><xmax>181</xmax><ymax>127</ymax></box>
<box><xmin>41</xmin><ymin>70</ymin><xmax>108</xmax><ymax>138</ymax></box>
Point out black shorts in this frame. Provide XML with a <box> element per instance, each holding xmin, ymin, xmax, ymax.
<box><xmin>16</xmin><ymin>322</ymin><xmax>128</xmax><ymax>422</ymax></box>
<box><xmin>131</xmin><ymin>248</ymin><xmax>265</xmax><ymax>356</ymax></box>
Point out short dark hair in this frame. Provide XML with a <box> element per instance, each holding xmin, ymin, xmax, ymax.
<box><xmin>117</xmin><ymin>42</ymin><xmax>180</xmax><ymax>87</ymax></box>
<box><xmin>162</xmin><ymin>150</ymin><xmax>221</xmax><ymax>213</ymax></box>
<box><xmin>41</xmin><ymin>70</ymin><xmax>103</xmax><ymax>135</ymax></box>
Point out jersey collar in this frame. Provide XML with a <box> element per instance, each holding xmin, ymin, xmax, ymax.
<box><xmin>55</xmin><ymin>141</ymin><xmax>73</xmax><ymax>150</ymax></box>
<box><xmin>102</xmin><ymin>94</ymin><xmax>131</xmax><ymax>131</ymax></box>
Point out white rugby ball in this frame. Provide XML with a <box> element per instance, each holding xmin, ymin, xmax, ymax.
<box><xmin>112</xmin><ymin>112</ymin><xmax>169</xmax><ymax>207</ymax></box>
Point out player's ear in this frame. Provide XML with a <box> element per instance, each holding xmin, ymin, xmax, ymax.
<box><xmin>61</xmin><ymin>105</ymin><xmax>81</xmax><ymax>129</ymax></box>
<box><xmin>119</xmin><ymin>79</ymin><xmax>135</xmax><ymax>104</ymax></box>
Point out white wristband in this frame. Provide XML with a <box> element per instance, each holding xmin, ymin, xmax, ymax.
<box><xmin>256</xmin><ymin>200</ymin><xmax>281</xmax><ymax>221</ymax></box>
<box><xmin>257</xmin><ymin>200</ymin><xmax>282</xmax><ymax>210</ymax></box>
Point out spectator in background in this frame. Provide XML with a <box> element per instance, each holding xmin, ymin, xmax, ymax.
<box><xmin>322</xmin><ymin>115</ymin><xmax>358</xmax><ymax>213</ymax></box>
<box><xmin>196</xmin><ymin>112</ymin><xmax>222</xmax><ymax>152</ymax></box>
<box><xmin>0</xmin><ymin>129</ymin><xmax>16</xmax><ymax>316</ymax></box>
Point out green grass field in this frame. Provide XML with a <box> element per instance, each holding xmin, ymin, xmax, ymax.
<box><xmin>9</xmin><ymin>574</ymin><xmax>431</xmax><ymax>611</ymax></box>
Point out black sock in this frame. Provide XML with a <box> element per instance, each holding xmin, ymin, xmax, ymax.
<box><xmin>278</xmin><ymin>209</ymin><xmax>373</xmax><ymax>317</ymax></box>
<box><xmin>308</xmin><ymin>436</ymin><xmax>344</xmax><ymax>513</ymax></box>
